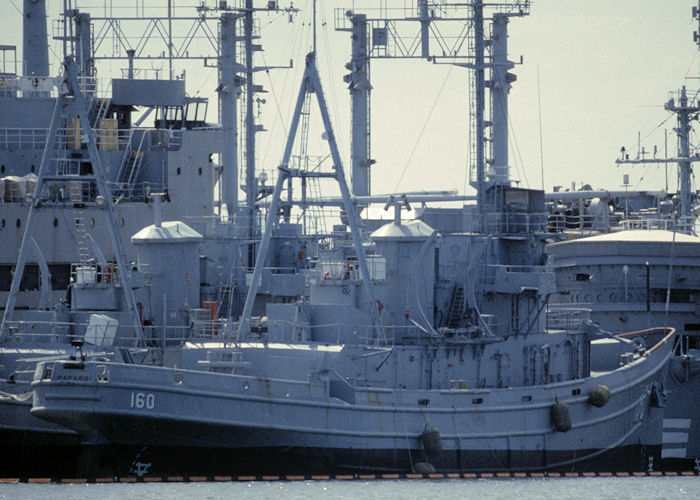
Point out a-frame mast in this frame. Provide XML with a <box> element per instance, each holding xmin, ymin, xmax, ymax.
<box><xmin>1</xmin><ymin>57</ymin><xmax>144</xmax><ymax>342</ymax></box>
<box><xmin>235</xmin><ymin>52</ymin><xmax>385</xmax><ymax>343</ymax></box>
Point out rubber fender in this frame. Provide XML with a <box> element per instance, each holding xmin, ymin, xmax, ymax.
<box><xmin>421</xmin><ymin>426</ymin><xmax>443</xmax><ymax>457</ymax></box>
<box><xmin>588</xmin><ymin>384</ymin><xmax>611</xmax><ymax>408</ymax></box>
<box><xmin>414</xmin><ymin>462</ymin><xmax>436</xmax><ymax>474</ymax></box>
<box><xmin>551</xmin><ymin>402</ymin><xmax>572</xmax><ymax>432</ymax></box>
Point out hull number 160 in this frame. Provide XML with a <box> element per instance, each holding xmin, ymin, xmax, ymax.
<box><xmin>130</xmin><ymin>391</ymin><xmax>155</xmax><ymax>410</ymax></box>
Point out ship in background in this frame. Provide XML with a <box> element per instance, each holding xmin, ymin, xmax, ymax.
<box><xmin>0</xmin><ymin>0</ymin><xmax>304</xmax><ymax>477</ymax></box>
<box><xmin>545</xmin><ymin>3</ymin><xmax>700</xmax><ymax>470</ymax></box>
<box><xmin>1</xmin><ymin>0</ymin><xmax>235</xmax><ymax>314</ymax></box>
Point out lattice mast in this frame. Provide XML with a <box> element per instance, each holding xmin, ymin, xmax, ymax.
<box><xmin>615</xmin><ymin>3</ymin><xmax>700</xmax><ymax>233</ymax></box>
<box><xmin>335</xmin><ymin>1</ymin><xmax>530</xmax><ymax>218</ymax></box>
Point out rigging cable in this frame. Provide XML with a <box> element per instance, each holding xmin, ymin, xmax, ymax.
<box><xmin>630</xmin><ymin>113</ymin><xmax>675</xmax><ymax>190</ymax></box>
<box><xmin>537</xmin><ymin>66</ymin><xmax>545</xmax><ymax>190</ymax></box>
<box><xmin>320</xmin><ymin>2</ymin><xmax>346</xmax><ymax>164</ymax></box>
<box><xmin>393</xmin><ymin>63</ymin><xmax>454</xmax><ymax>193</ymax></box>
<box><xmin>258</xmin><ymin>4</ymin><xmax>311</xmax><ymax>172</ymax></box>
<box><xmin>502</xmin><ymin>87</ymin><xmax>529</xmax><ymax>188</ymax></box>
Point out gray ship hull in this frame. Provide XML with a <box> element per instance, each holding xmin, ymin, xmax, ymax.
<box><xmin>0</xmin><ymin>389</ymin><xmax>82</xmax><ymax>478</ymax></box>
<box><xmin>46</xmin><ymin>439</ymin><xmax>660</xmax><ymax>478</ymax></box>
<box><xmin>31</xmin><ymin>329</ymin><xmax>674</xmax><ymax>476</ymax></box>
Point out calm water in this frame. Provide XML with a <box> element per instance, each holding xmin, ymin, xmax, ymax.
<box><xmin>1</xmin><ymin>477</ymin><xmax>699</xmax><ymax>500</ymax></box>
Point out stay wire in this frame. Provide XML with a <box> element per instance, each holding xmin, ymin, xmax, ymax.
<box><xmin>393</xmin><ymin>64</ymin><xmax>454</xmax><ymax>193</ymax></box>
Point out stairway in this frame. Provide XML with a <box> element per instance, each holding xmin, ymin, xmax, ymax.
<box><xmin>446</xmin><ymin>284</ymin><xmax>465</xmax><ymax>328</ymax></box>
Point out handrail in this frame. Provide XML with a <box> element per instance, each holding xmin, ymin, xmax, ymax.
<box><xmin>617</xmin><ymin>326</ymin><xmax>676</xmax><ymax>357</ymax></box>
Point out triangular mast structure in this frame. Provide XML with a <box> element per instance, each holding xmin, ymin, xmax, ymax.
<box><xmin>235</xmin><ymin>52</ymin><xmax>385</xmax><ymax>342</ymax></box>
<box><xmin>0</xmin><ymin>56</ymin><xmax>144</xmax><ymax>342</ymax></box>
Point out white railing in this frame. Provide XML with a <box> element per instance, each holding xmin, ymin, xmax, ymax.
<box><xmin>546</xmin><ymin>308</ymin><xmax>590</xmax><ymax>332</ymax></box>
<box><xmin>620</xmin><ymin>216</ymin><xmax>697</xmax><ymax>232</ymax></box>
<box><xmin>3</xmin><ymin>319</ymin><xmax>228</xmax><ymax>347</ymax></box>
<box><xmin>0</xmin><ymin>128</ymin><xmax>49</xmax><ymax>149</ymax></box>
<box><xmin>0</xmin><ymin>125</ymin><xmax>183</xmax><ymax>152</ymax></box>
<box><xmin>477</xmin><ymin>211</ymin><xmax>548</xmax><ymax>234</ymax></box>
<box><xmin>312</xmin><ymin>257</ymin><xmax>386</xmax><ymax>281</ymax></box>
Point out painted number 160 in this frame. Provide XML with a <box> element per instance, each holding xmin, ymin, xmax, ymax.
<box><xmin>130</xmin><ymin>391</ymin><xmax>155</xmax><ymax>410</ymax></box>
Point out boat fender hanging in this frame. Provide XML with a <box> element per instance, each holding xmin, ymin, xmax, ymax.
<box><xmin>550</xmin><ymin>402</ymin><xmax>572</xmax><ymax>432</ymax></box>
<box><xmin>588</xmin><ymin>385</ymin><xmax>611</xmax><ymax>408</ymax></box>
<box><xmin>421</xmin><ymin>426</ymin><xmax>443</xmax><ymax>457</ymax></box>
<box><xmin>413</xmin><ymin>462</ymin><xmax>436</xmax><ymax>474</ymax></box>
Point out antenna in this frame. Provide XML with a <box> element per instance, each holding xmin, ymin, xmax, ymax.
<box><xmin>694</xmin><ymin>1</ymin><xmax>700</xmax><ymax>50</ymax></box>
<box><xmin>537</xmin><ymin>66</ymin><xmax>544</xmax><ymax>191</ymax></box>
<box><xmin>313</xmin><ymin>0</ymin><xmax>317</xmax><ymax>54</ymax></box>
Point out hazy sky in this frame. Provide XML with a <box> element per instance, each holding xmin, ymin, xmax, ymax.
<box><xmin>4</xmin><ymin>0</ymin><xmax>698</xmax><ymax>199</ymax></box>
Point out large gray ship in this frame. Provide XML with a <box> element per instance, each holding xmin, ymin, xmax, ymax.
<box><xmin>29</xmin><ymin>7</ymin><xmax>675</xmax><ymax>475</ymax></box>
<box><xmin>1</xmin><ymin>0</ymin><xmax>697</xmax><ymax>478</ymax></box>
<box><xmin>544</xmin><ymin>4</ymin><xmax>700</xmax><ymax>470</ymax></box>
<box><xmin>0</xmin><ymin>0</ymin><xmax>233</xmax><ymax>312</ymax></box>
<box><xmin>0</xmin><ymin>0</ymin><xmax>263</xmax><ymax>477</ymax></box>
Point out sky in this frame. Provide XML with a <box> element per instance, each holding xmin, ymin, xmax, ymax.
<box><xmin>3</xmin><ymin>0</ymin><xmax>699</xmax><ymax>200</ymax></box>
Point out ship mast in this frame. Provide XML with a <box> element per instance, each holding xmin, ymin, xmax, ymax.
<box><xmin>236</xmin><ymin>52</ymin><xmax>386</xmax><ymax>343</ymax></box>
<box><xmin>22</xmin><ymin>0</ymin><xmax>49</xmax><ymax>78</ymax></box>
<box><xmin>335</xmin><ymin>1</ymin><xmax>530</xmax><ymax>229</ymax></box>
<box><xmin>615</xmin><ymin>5</ymin><xmax>700</xmax><ymax>234</ymax></box>
<box><xmin>1</xmin><ymin>58</ymin><xmax>145</xmax><ymax>342</ymax></box>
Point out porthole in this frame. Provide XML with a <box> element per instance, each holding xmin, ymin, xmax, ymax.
<box><xmin>176</xmin><ymin>167</ymin><xmax>181</xmax><ymax>175</ymax></box>
<box><xmin>198</xmin><ymin>166</ymin><xmax>202</xmax><ymax>175</ymax></box>
<box><xmin>16</xmin><ymin>219</ymin><xmax>21</xmax><ymax>228</ymax></box>
<box><xmin>30</xmin><ymin>165</ymin><xmax>35</xmax><ymax>173</ymax></box>
<box><xmin>1</xmin><ymin>219</ymin><xmax>5</xmax><ymax>228</ymax></box>
<box><xmin>53</xmin><ymin>218</ymin><xmax>58</xmax><ymax>227</ymax></box>
<box><xmin>120</xmin><ymin>218</ymin><xmax>125</xmax><ymax>227</ymax></box>
<box><xmin>1</xmin><ymin>164</ymin><xmax>5</xmax><ymax>174</ymax></box>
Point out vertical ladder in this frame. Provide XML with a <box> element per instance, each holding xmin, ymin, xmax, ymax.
<box><xmin>446</xmin><ymin>284</ymin><xmax>465</xmax><ymax>328</ymax></box>
<box><xmin>74</xmin><ymin>210</ymin><xmax>91</xmax><ymax>265</ymax></box>
<box><xmin>126</xmin><ymin>131</ymin><xmax>149</xmax><ymax>196</ymax></box>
